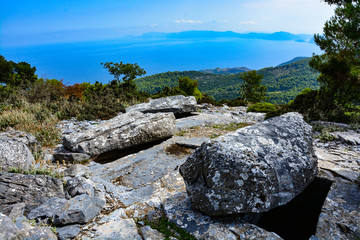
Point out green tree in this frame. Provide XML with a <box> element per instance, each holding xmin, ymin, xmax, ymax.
<box><xmin>310</xmin><ymin>0</ymin><xmax>360</xmax><ymax>107</ymax></box>
<box><xmin>238</xmin><ymin>70</ymin><xmax>267</xmax><ymax>103</ymax></box>
<box><xmin>101</xmin><ymin>62</ymin><xmax>146</xmax><ymax>90</ymax></box>
<box><xmin>178</xmin><ymin>77</ymin><xmax>202</xmax><ymax>101</ymax></box>
<box><xmin>0</xmin><ymin>55</ymin><xmax>37</xmax><ymax>88</ymax></box>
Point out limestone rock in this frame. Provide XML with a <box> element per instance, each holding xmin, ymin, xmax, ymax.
<box><xmin>140</xmin><ymin>225</ymin><xmax>165</xmax><ymax>240</ymax></box>
<box><xmin>81</xmin><ymin>218</ymin><xmax>142</xmax><ymax>240</ymax></box>
<box><xmin>27</xmin><ymin>197</ymin><xmax>67</xmax><ymax>221</ymax></box>
<box><xmin>330</xmin><ymin>131</ymin><xmax>360</xmax><ymax>145</ymax></box>
<box><xmin>0</xmin><ymin>213</ymin><xmax>22</xmax><ymax>240</ymax></box>
<box><xmin>57</xmin><ymin>225</ymin><xmax>82</xmax><ymax>240</ymax></box>
<box><xmin>315</xmin><ymin>180</ymin><xmax>360</xmax><ymax>240</ymax></box>
<box><xmin>0</xmin><ymin>138</ymin><xmax>35</xmax><ymax>171</ymax></box>
<box><xmin>53</xmin><ymin>194</ymin><xmax>105</xmax><ymax>226</ymax></box>
<box><xmin>14</xmin><ymin>218</ymin><xmax>58</xmax><ymax>240</ymax></box>
<box><xmin>0</xmin><ymin>130</ymin><xmax>39</xmax><ymax>153</ymax></box>
<box><xmin>2</xmin><ymin>203</ymin><xmax>26</xmax><ymax>221</ymax></box>
<box><xmin>53</xmin><ymin>152</ymin><xmax>91</xmax><ymax>164</ymax></box>
<box><xmin>64</xmin><ymin>176</ymin><xmax>95</xmax><ymax>198</ymax></box>
<box><xmin>63</xmin><ymin>111</ymin><xmax>176</xmax><ymax>156</ymax></box>
<box><xmin>0</xmin><ymin>173</ymin><xmax>65</xmax><ymax>215</ymax></box>
<box><xmin>63</xmin><ymin>164</ymin><xmax>90</xmax><ymax>178</ymax></box>
<box><xmin>180</xmin><ymin>112</ymin><xmax>317</xmax><ymax>216</ymax></box>
<box><xmin>163</xmin><ymin>192</ymin><xmax>282</xmax><ymax>239</ymax></box>
<box><xmin>126</xmin><ymin>95</ymin><xmax>197</xmax><ymax>116</ymax></box>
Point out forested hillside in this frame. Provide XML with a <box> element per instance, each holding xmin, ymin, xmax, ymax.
<box><xmin>135</xmin><ymin>58</ymin><xmax>320</xmax><ymax>104</ymax></box>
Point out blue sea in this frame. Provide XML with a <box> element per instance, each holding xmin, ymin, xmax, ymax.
<box><xmin>1</xmin><ymin>37</ymin><xmax>322</xmax><ymax>85</ymax></box>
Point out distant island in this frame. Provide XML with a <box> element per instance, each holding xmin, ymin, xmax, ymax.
<box><xmin>139</xmin><ymin>30</ymin><xmax>314</xmax><ymax>44</ymax></box>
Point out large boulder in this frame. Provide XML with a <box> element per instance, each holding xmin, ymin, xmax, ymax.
<box><xmin>63</xmin><ymin>111</ymin><xmax>176</xmax><ymax>156</ymax></box>
<box><xmin>126</xmin><ymin>95</ymin><xmax>197</xmax><ymax>116</ymax></box>
<box><xmin>0</xmin><ymin>173</ymin><xmax>65</xmax><ymax>215</ymax></box>
<box><xmin>0</xmin><ymin>130</ymin><xmax>39</xmax><ymax>153</ymax></box>
<box><xmin>0</xmin><ymin>138</ymin><xmax>35</xmax><ymax>171</ymax></box>
<box><xmin>180</xmin><ymin>112</ymin><xmax>317</xmax><ymax>216</ymax></box>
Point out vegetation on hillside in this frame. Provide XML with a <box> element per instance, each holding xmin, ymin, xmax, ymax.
<box><xmin>135</xmin><ymin>58</ymin><xmax>319</xmax><ymax>104</ymax></box>
<box><xmin>289</xmin><ymin>0</ymin><xmax>360</xmax><ymax>123</ymax></box>
<box><xmin>0</xmin><ymin>56</ymin><xmax>150</xmax><ymax>147</ymax></box>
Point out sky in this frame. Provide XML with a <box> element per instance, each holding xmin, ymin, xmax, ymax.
<box><xmin>0</xmin><ymin>0</ymin><xmax>335</xmax><ymax>47</ymax></box>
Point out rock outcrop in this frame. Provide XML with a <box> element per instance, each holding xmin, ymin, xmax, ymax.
<box><xmin>180</xmin><ymin>112</ymin><xmax>318</xmax><ymax>216</ymax></box>
<box><xmin>126</xmin><ymin>95</ymin><xmax>197</xmax><ymax>116</ymax></box>
<box><xmin>0</xmin><ymin>130</ymin><xmax>39</xmax><ymax>153</ymax></box>
<box><xmin>0</xmin><ymin>173</ymin><xmax>65</xmax><ymax>215</ymax></box>
<box><xmin>63</xmin><ymin>111</ymin><xmax>176</xmax><ymax>156</ymax></box>
<box><xmin>0</xmin><ymin>138</ymin><xmax>35</xmax><ymax>171</ymax></box>
<box><xmin>0</xmin><ymin>213</ymin><xmax>57</xmax><ymax>240</ymax></box>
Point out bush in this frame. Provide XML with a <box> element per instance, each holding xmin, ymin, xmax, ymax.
<box><xmin>247</xmin><ymin>102</ymin><xmax>277</xmax><ymax>113</ymax></box>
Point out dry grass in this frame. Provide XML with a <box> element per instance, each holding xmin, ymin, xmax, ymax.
<box><xmin>0</xmin><ymin>104</ymin><xmax>61</xmax><ymax>148</ymax></box>
<box><xmin>176</xmin><ymin>122</ymin><xmax>251</xmax><ymax>139</ymax></box>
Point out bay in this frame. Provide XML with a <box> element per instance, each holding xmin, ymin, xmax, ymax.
<box><xmin>1</xmin><ymin>37</ymin><xmax>322</xmax><ymax>85</ymax></box>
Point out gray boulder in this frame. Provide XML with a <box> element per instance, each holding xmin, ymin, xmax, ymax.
<box><xmin>180</xmin><ymin>112</ymin><xmax>317</xmax><ymax>216</ymax></box>
<box><xmin>0</xmin><ymin>130</ymin><xmax>39</xmax><ymax>153</ymax></box>
<box><xmin>63</xmin><ymin>111</ymin><xmax>176</xmax><ymax>156</ymax></box>
<box><xmin>0</xmin><ymin>138</ymin><xmax>35</xmax><ymax>171</ymax></box>
<box><xmin>27</xmin><ymin>197</ymin><xmax>67</xmax><ymax>221</ymax></box>
<box><xmin>0</xmin><ymin>213</ymin><xmax>57</xmax><ymax>240</ymax></box>
<box><xmin>14</xmin><ymin>218</ymin><xmax>58</xmax><ymax>240</ymax></box>
<box><xmin>0</xmin><ymin>213</ymin><xmax>22</xmax><ymax>240</ymax></box>
<box><xmin>64</xmin><ymin>176</ymin><xmax>95</xmax><ymax>198</ymax></box>
<box><xmin>63</xmin><ymin>164</ymin><xmax>90</xmax><ymax>178</ymax></box>
<box><xmin>2</xmin><ymin>202</ymin><xmax>26</xmax><ymax>221</ymax></box>
<box><xmin>126</xmin><ymin>95</ymin><xmax>197</xmax><ymax>116</ymax></box>
<box><xmin>0</xmin><ymin>173</ymin><xmax>65</xmax><ymax>215</ymax></box>
<box><xmin>53</xmin><ymin>194</ymin><xmax>105</xmax><ymax>226</ymax></box>
<box><xmin>57</xmin><ymin>225</ymin><xmax>82</xmax><ymax>240</ymax></box>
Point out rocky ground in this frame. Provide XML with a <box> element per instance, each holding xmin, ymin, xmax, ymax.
<box><xmin>0</xmin><ymin>95</ymin><xmax>359</xmax><ymax>240</ymax></box>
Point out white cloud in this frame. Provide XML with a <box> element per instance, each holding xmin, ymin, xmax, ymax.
<box><xmin>262</xmin><ymin>16</ymin><xmax>272</xmax><ymax>21</ymax></box>
<box><xmin>239</xmin><ymin>21</ymin><xmax>256</xmax><ymax>25</ymax></box>
<box><xmin>175</xmin><ymin>19</ymin><xmax>203</xmax><ymax>24</ymax></box>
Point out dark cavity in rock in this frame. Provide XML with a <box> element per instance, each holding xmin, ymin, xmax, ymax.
<box><xmin>257</xmin><ymin>177</ymin><xmax>333</xmax><ymax>240</ymax></box>
<box><xmin>94</xmin><ymin>138</ymin><xmax>171</xmax><ymax>164</ymax></box>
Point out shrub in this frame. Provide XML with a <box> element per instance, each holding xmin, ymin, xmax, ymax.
<box><xmin>247</xmin><ymin>102</ymin><xmax>277</xmax><ymax>113</ymax></box>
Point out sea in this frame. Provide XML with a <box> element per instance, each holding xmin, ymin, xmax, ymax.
<box><xmin>1</xmin><ymin>37</ymin><xmax>322</xmax><ymax>85</ymax></box>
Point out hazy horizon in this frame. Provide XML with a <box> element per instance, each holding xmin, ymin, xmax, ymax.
<box><xmin>1</xmin><ymin>0</ymin><xmax>334</xmax><ymax>47</ymax></box>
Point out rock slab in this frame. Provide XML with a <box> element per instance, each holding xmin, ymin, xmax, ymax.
<box><xmin>63</xmin><ymin>111</ymin><xmax>176</xmax><ymax>156</ymax></box>
<box><xmin>126</xmin><ymin>95</ymin><xmax>197</xmax><ymax>115</ymax></box>
<box><xmin>0</xmin><ymin>173</ymin><xmax>65</xmax><ymax>215</ymax></box>
<box><xmin>180</xmin><ymin>112</ymin><xmax>317</xmax><ymax>216</ymax></box>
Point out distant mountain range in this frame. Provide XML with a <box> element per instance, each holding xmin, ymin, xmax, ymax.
<box><xmin>135</xmin><ymin>57</ymin><xmax>320</xmax><ymax>104</ymax></box>
<box><xmin>139</xmin><ymin>30</ymin><xmax>314</xmax><ymax>43</ymax></box>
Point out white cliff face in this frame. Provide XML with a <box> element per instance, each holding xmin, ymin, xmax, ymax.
<box><xmin>180</xmin><ymin>112</ymin><xmax>318</xmax><ymax>216</ymax></box>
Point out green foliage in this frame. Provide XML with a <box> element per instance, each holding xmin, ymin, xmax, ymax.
<box><xmin>139</xmin><ymin>217</ymin><xmax>196</xmax><ymax>240</ymax></box>
<box><xmin>239</xmin><ymin>71</ymin><xmax>267</xmax><ymax>103</ymax></box>
<box><xmin>101</xmin><ymin>61</ymin><xmax>146</xmax><ymax>90</ymax></box>
<box><xmin>136</xmin><ymin>58</ymin><xmax>320</xmax><ymax>104</ymax></box>
<box><xmin>309</xmin><ymin>0</ymin><xmax>360</xmax><ymax>110</ymax></box>
<box><xmin>247</xmin><ymin>102</ymin><xmax>277</xmax><ymax>113</ymax></box>
<box><xmin>0</xmin><ymin>55</ymin><xmax>37</xmax><ymax>89</ymax></box>
<box><xmin>152</xmin><ymin>77</ymin><xmax>202</xmax><ymax>101</ymax></box>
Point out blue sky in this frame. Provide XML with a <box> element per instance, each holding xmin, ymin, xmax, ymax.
<box><xmin>0</xmin><ymin>0</ymin><xmax>334</xmax><ymax>47</ymax></box>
